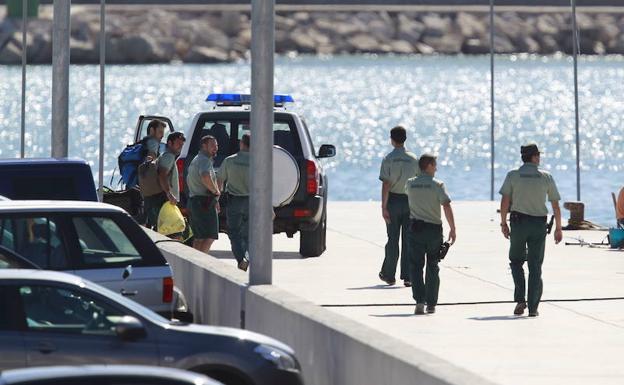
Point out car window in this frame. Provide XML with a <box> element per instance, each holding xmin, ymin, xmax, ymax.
<box><xmin>19</xmin><ymin>285</ymin><xmax>123</xmax><ymax>335</ymax></box>
<box><xmin>72</xmin><ymin>217</ymin><xmax>142</xmax><ymax>268</ymax></box>
<box><xmin>238</xmin><ymin>119</ymin><xmax>303</xmax><ymax>157</ymax></box>
<box><xmin>0</xmin><ymin>285</ymin><xmax>24</xmax><ymax>331</ymax></box>
<box><xmin>0</xmin><ymin>216</ymin><xmax>68</xmax><ymax>270</ymax></box>
<box><xmin>0</xmin><ymin>249</ymin><xmax>31</xmax><ymax>269</ymax></box>
<box><xmin>198</xmin><ymin>121</ymin><xmax>233</xmax><ymax>167</ymax></box>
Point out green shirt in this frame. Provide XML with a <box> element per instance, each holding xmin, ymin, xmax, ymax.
<box><xmin>156</xmin><ymin>149</ymin><xmax>179</xmax><ymax>201</ymax></box>
<box><xmin>499</xmin><ymin>163</ymin><xmax>561</xmax><ymax>217</ymax></box>
<box><xmin>379</xmin><ymin>147</ymin><xmax>420</xmax><ymax>195</ymax></box>
<box><xmin>405</xmin><ymin>174</ymin><xmax>451</xmax><ymax>225</ymax></box>
<box><xmin>217</xmin><ymin>151</ymin><xmax>250</xmax><ymax>196</ymax></box>
<box><xmin>186</xmin><ymin>150</ymin><xmax>216</xmax><ymax>198</ymax></box>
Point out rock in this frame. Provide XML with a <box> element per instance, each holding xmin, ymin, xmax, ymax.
<box><xmin>457</xmin><ymin>12</ymin><xmax>486</xmax><ymax>37</ymax></box>
<box><xmin>492</xmin><ymin>34</ymin><xmax>515</xmax><ymax>53</ymax></box>
<box><xmin>422</xmin><ymin>14</ymin><xmax>452</xmax><ymax>39</ymax></box>
<box><xmin>537</xmin><ymin>34</ymin><xmax>560</xmax><ymax>54</ymax></box>
<box><xmin>607</xmin><ymin>35</ymin><xmax>624</xmax><ymax>54</ymax></box>
<box><xmin>314</xmin><ymin>17</ymin><xmax>362</xmax><ymax>36</ymax></box>
<box><xmin>514</xmin><ymin>36</ymin><xmax>540</xmax><ymax>53</ymax></box>
<box><xmin>397</xmin><ymin>14</ymin><xmax>425</xmax><ymax>44</ymax></box>
<box><xmin>183</xmin><ymin>46</ymin><xmax>229</xmax><ymax>63</ymax></box>
<box><xmin>192</xmin><ymin>26</ymin><xmax>230</xmax><ymax>51</ymax></box>
<box><xmin>368</xmin><ymin>18</ymin><xmax>395</xmax><ymax>42</ymax></box>
<box><xmin>422</xmin><ymin>34</ymin><xmax>463</xmax><ymax>54</ymax></box>
<box><xmin>414</xmin><ymin>42</ymin><xmax>435</xmax><ymax>55</ymax></box>
<box><xmin>28</xmin><ymin>32</ymin><xmax>52</xmax><ymax>63</ymax></box>
<box><xmin>347</xmin><ymin>34</ymin><xmax>379</xmax><ymax>52</ymax></box>
<box><xmin>115</xmin><ymin>34</ymin><xmax>167</xmax><ymax>63</ymax></box>
<box><xmin>217</xmin><ymin>11</ymin><xmax>244</xmax><ymax>37</ymax></box>
<box><xmin>389</xmin><ymin>40</ymin><xmax>414</xmax><ymax>54</ymax></box>
<box><xmin>536</xmin><ymin>14</ymin><xmax>560</xmax><ymax>35</ymax></box>
<box><xmin>0</xmin><ymin>41</ymin><xmax>21</xmax><ymax>64</ymax></box>
<box><xmin>462</xmin><ymin>38</ymin><xmax>490</xmax><ymax>54</ymax></box>
<box><xmin>287</xmin><ymin>29</ymin><xmax>317</xmax><ymax>53</ymax></box>
<box><xmin>70</xmin><ymin>38</ymin><xmax>97</xmax><ymax>63</ymax></box>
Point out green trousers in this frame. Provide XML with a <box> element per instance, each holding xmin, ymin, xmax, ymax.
<box><xmin>509</xmin><ymin>219</ymin><xmax>547</xmax><ymax>312</ymax></box>
<box><xmin>226</xmin><ymin>195</ymin><xmax>249</xmax><ymax>264</ymax></box>
<box><xmin>408</xmin><ymin>222</ymin><xmax>442</xmax><ymax>305</ymax></box>
<box><xmin>381</xmin><ymin>193</ymin><xmax>411</xmax><ymax>281</ymax></box>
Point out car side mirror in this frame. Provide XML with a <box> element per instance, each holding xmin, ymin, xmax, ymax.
<box><xmin>115</xmin><ymin>316</ymin><xmax>146</xmax><ymax>341</ymax></box>
<box><xmin>317</xmin><ymin>144</ymin><xmax>336</xmax><ymax>158</ymax></box>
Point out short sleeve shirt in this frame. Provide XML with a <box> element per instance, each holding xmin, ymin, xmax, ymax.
<box><xmin>156</xmin><ymin>149</ymin><xmax>179</xmax><ymax>201</ymax></box>
<box><xmin>405</xmin><ymin>174</ymin><xmax>451</xmax><ymax>225</ymax></box>
<box><xmin>379</xmin><ymin>147</ymin><xmax>420</xmax><ymax>195</ymax></box>
<box><xmin>499</xmin><ymin>163</ymin><xmax>560</xmax><ymax>217</ymax></box>
<box><xmin>143</xmin><ymin>136</ymin><xmax>160</xmax><ymax>158</ymax></box>
<box><xmin>186</xmin><ymin>150</ymin><xmax>216</xmax><ymax>198</ymax></box>
<box><xmin>217</xmin><ymin>151</ymin><xmax>250</xmax><ymax>196</ymax></box>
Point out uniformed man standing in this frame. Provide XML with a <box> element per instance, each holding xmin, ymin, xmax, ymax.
<box><xmin>217</xmin><ymin>133</ymin><xmax>251</xmax><ymax>271</ymax></box>
<box><xmin>187</xmin><ymin>135</ymin><xmax>220</xmax><ymax>253</ymax></box>
<box><xmin>378</xmin><ymin>126</ymin><xmax>420</xmax><ymax>286</ymax></box>
<box><xmin>499</xmin><ymin>143</ymin><xmax>562</xmax><ymax>317</ymax></box>
<box><xmin>406</xmin><ymin>154</ymin><xmax>456</xmax><ymax>315</ymax></box>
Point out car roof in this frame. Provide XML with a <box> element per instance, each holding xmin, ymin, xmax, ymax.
<box><xmin>0</xmin><ymin>157</ymin><xmax>90</xmax><ymax>166</ymax></box>
<box><xmin>0</xmin><ymin>269</ymin><xmax>86</xmax><ymax>286</ymax></box>
<box><xmin>0</xmin><ymin>365</ymin><xmax>221</xmax><ymax>385</ymax></box>
<box><xmin>0</xmin><ymin>200</ymin><xmax>125</xmax><ymax>213</ymax></box>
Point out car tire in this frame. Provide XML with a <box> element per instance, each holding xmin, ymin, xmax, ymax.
<box><xmin>299</xmin><ymin>211</ymin><xmax>326</xmax><ymax>258</ymax></box>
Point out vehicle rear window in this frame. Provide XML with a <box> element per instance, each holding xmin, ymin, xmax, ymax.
<box><xmin>0</xmin><ymin>216</ymin><xmax>68</xmax><ymax>270</ymax></box>
<box><xmin>72</xmin><ymin>217</ymin><xmax>143</xmax><ymax>267</ymax></box>
<box><xmin>13</xmin><ymin>177</ymin><xmax>79</xmax><ymax>200</ymax></box>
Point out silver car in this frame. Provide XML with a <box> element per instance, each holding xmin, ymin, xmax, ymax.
<box><xmin>0</xmin><ymin>201</ymin><xmax>180</xmax><ymax>318</ymax></box>
<box><xmin>0</xmin><ymin>270</ymin><xmax>304</xmax><ymax>385</ymax></box>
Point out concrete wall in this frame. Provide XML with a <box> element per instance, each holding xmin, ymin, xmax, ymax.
<box><xmin>151</xmin><ymin>231</ymin><xmax>493</xmax><ymax>385</ymax></box>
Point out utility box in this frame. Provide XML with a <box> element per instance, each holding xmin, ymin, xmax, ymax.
<box><xmin>7</xmin><ymin>0</ymin><xmax>40</xmax><ymax>19</ymax></box>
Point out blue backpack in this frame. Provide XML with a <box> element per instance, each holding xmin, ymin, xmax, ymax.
<box><xmin>118</xmin><ymin>138</ymin><xmax>147</xmax><ymax>188</ymax></box>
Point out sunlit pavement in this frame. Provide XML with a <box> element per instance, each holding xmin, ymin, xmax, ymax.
<box><xmin>209</xmin><ymin>201</ymin><xmax>624</xmax><ymax>385</ymax></box>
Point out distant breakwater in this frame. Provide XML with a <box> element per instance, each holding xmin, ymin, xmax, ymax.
<box><xmin>2</xmin><ymin>8</ymin><xmax>624</xmax><ymax>64</ymax></box>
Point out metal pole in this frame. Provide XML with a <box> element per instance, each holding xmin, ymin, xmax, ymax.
<box><xmin>20</xmin><ymin>0</ymin><xmax>28</xmax><ymax>158</ymax></box>
<box><xmin>489</xmin><ymin>0</ymin><xmax>495</xmax><ymax>201</ymax></box>
<box><xmin>571</xmin><ymin>0</ymin><xmax>581</xmax><ymax>201</ymax></box>
<box><xmin>51</xmin><ymin>0</ymin><xmax>71</xmax><ymax>158</ymax></box>
<box><xmin>98</xmin><ymin>0</ymin><xmax>106</xmax><ymax>201</ymax></box>
<box><xmin>249</xmin><ymin>0</ymin><xmax>274</xmax><ymax>285</ymax></box>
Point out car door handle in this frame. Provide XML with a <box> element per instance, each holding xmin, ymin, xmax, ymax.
<box><xmin>121</xmin><ymin>289</ymin><xmax>138</xmax><ymax>297</ymax></box>
<box><xmin>37</xmin><ymin>342</ymin><xmax>56</xmax><ymax>354</ymax></box>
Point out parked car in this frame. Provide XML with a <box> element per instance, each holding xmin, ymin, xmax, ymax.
<box><xmin>0</xmin><ymin>365</ymin><xmax>223</xmax><ymax>385</ymax></box>
<box><xmin>0</xmin><ymin>158</ymin><xmax>98</xmax><ymax>201</ymax></box>
<box><xmin>0</xmin><ymin>270</ymin><xmax>304</xmax><ymax>385</ymax></box>
<box><xmin>0</xmin><ymin>200</ymin><xmax>190</xmax><ymax>320</ymax></box>
<box><xmin>135</xmin><ymin>94</ymin><xmax>336</xmax><ymax>257</ymax></box>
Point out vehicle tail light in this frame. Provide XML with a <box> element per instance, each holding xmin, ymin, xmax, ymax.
<box><xmin>306</xmin><ymin>160</ymin><xmax>319</xmax><ymax>195</ymax></box>
<box><xmin>176</xmin><ymin>158</ymin><xmax>185</xmax><ymax>193</ymax></box>
<box><xmin>294</xmin><ymin>209</ymin><xmax>312</xmax><ymax>218</ymax></box>
<box><xmin>163</xmin><ymin>277</ymin><xmax>174</xmax><ymax>303</ymax></box>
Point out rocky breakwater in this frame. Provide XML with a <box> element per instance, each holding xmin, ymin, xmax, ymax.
<box><xmin>2</xmin><ymin>8</ymin><xmax>624</xmax><ymax>65</ymax></box>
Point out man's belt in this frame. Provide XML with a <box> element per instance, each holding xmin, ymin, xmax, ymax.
<box><xmin>510</xmin><ymin>211</ymin><xmax>547</xmax><ymax>224</ymax></box>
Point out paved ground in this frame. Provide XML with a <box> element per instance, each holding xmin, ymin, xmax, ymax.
<box><xmin>209</xmin><ymin>201</ymin><xmax>624</xmax><ymax>385</ymax></box>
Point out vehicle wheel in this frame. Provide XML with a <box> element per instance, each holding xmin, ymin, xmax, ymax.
<box><xmin>299</xmin><ymin>212</ymin><xmax>326</xmax><ymax>257</ymax></box>
<box><xmin>202</xmin><ymin>370</ymin><xmax>248</xmax><ymax>385</ymax></box>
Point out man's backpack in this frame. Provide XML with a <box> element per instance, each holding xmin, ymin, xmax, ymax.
<box><xmin>138</xmin><ymin>158</ymin><xmax>163</xmax><ymax>197</ymax></box>
<box><xmin>118</xmin><ymin>139</ymin><xmax>147</xmax><ymax>188</ymax></box>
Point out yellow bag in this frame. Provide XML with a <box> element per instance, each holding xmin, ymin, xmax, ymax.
<box><xmin>157</xmin><ymin>202</ymin><xmax>186</xmax><ymax>235</ymax></box>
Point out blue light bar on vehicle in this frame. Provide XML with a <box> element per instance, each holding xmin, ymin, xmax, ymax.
<box><xmin>206</xmin><ymin>93</ymin><xmax>294</xmax><ymax>106</ymax></box>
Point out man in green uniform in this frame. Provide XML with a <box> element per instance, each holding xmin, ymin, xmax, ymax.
<box><xmin>144</xmin><ymin>132</ymin><xmax>185</xmax><ymax>230</ymax></box>
<box><xmin>406</xmin><ymin>154</ymin><xmax>456</xmax><ymax>315</ymax></box>
<box><xmin>187</xmin><ymin>135</ymin><xmax>221</xmax><ymax>253</ymax></box>
<box><xmin>379</xmin><ymin>126</ymin><xmax>420</xmax><ymax>286</ymax></box>
<box><xmin>500</xmin><ymin>143</ymin><xmax>562</xmax><ymax>317</ymax></box>
<box><xmin>217</xmin><ymin>133</ymin><xmax>251</xmax><ymax>272</ymax></box>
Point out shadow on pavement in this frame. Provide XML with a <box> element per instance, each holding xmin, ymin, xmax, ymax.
<box><xmin>209</xmin><ymin>250</ymin><xmax>302</xmax><ymax>260</ymax></box>
<box><xmin>370</xmin><ymin>313</ymin><xmax>415</xmax><ymax>318</ymax></box>
<box><xmin>347</xmin><ymin>285</ymin><xmax>405</xmax><ymax>290</ymax></box>
<box><xmin>469</xmin><ymin>315</ymin><xmax>528</xmax><ymax>321</ymax></box>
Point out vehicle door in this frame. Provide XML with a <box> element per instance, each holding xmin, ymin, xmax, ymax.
<box><xmin>0</xmin><ymin>284</ymin><xmax>26</xmax><ymax>370</ymax></box>
<box><xmin>64</xmin><ymin>213</ymin><xmax>173</xmax><ymax>314</ymax></box>
<box><xmin>17</xmin><ymin>282</ymin><xmax>159</xmax><ymax>367</ymax></box>
<box><xmin>134</xmin><ymin>115</ymin><xmax>175</xmax><ymax>154</ymax></box>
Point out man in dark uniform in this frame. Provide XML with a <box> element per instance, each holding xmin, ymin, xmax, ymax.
<box><xmin>499</xmin><ymin>143</ymin><xmax>563</xmax><ymax>317</ymax></box>
<box><xmin>405</xmin><ymin>154</ymin><xmax>456</xmax><ymax>315</ymax></box>
<box><xmin>378</xmin><ymin>126</ymin><xmax>420</xmax><ymax>286</ymax></box>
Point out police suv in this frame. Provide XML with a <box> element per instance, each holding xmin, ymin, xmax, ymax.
<box><xmin>134</xmin><ymin>94</ymin><xmax>336</xmax><ymax>257</ymax></box>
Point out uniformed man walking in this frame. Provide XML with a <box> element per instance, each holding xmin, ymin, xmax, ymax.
<box><xmin>406</xmin><ymin>154</ymin><xmax>456</xmax><ymax>315</ymax></box>
<box><xmin>378</xmin><ymin>126</ymin><xmax>420</xmax><ymax>286</ymax></box>
<box><xmin>218</xmin><ymin>133</ymin><xmax>251</xmax><ymax>271</ymax></box>
<box><xmin>499</xmin><ymin>143</ymin><xmax>562</xmax><ymax>317</ymax></box>
<box><xmin>187</xmin><ymin>135</ymin><xmax>221</xmax><ymax>253</ymax></box>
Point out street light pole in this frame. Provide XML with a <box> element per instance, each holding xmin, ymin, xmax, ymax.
<box><xmin>51</xmin><ymin>0</ymin><xmax>71</xmax><ymax>158</ymax></box>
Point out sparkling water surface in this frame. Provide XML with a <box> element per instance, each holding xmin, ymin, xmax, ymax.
<box><xmin>1</xmin><ymin>54</ymin><xmax>623</xmax><ymax>225</ymax></box>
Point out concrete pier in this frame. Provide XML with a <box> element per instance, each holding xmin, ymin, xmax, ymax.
<box><xmin>158</xmin><ymin>201</ymin><xmax>624</xmax><ymax>385</ymax></box>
